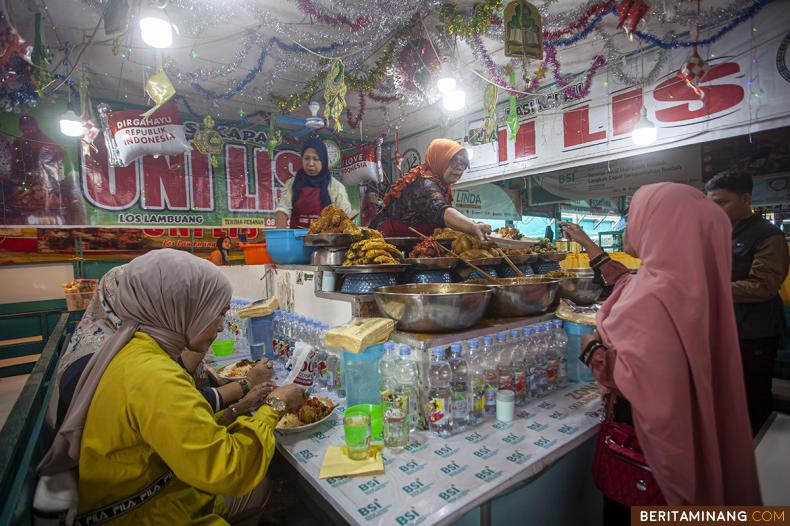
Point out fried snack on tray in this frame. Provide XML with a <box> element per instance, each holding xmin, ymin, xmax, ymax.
<box><xmin>308</xmin><ymin>205</ymin><xmax>361</xmax><ymax>235</ymax></box>
<box><xmin>277</xmin><ymin>397</ymin><xmax>336</xmax><ymax>428</ymax></box>
<box><xmin>432</xmin><ymin>227</ymin><xmax>460</xmax><ymax>240</ymax></box>
<box><xmin>503</xmin><ymin>248</ymin><xmax>532</xmax><ymax>255</ymax></box>
<box><xmin>409</xmin><ymin>237</ymin><xmax>442</xmax><ymax>258</ymax></box>
<box><xmin>495</xmin><ymin>226</ymin><xmax>523</xmax><ymax>240</ymax></box>
<box><xmin>343</xmin><ymin>237</ymin><xmax>402</xmax><ymax>266</ymax></box>
<box><xmin>360</xmin><ymin>227</ymin><xmax>383</xmax><ymax>240</ymax></box>
<box><xmin>458</xmin><ymin>248</ymin><xmax>495</xmax><ymax>260</ymax></box>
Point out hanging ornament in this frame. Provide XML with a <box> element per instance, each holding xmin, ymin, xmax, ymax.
<box><xmin>506</xmin><ymin>68</ymin><xmax>520</xmax><ymax>139</ymax></box>
<box><xmin>503</xmin><ymin>0</ymin><xmax>543</xmax><ymax>59</ymax></box>
<box><xmin>677</xmin><ymin>47</ymin><xmax>709</xmax><ymax>99</ymax></box>
<box><xmin>192</xmin><ymin>115</ymin><xmax>223</xmax><ymax>167</ymax></box>
<box><xmin>0</xmin><ymin>3</ymin><xmax>33</xmax><ymax>66</ymax></box>
<box><xmin>79</xmin><ymin>74</ymin><xmax>99</xmax><ymax>157</ymax></box>
<box><xmin>142</xmin><ymin>68</ymin><xmax>176</xmax><ymax>118</ymax></box>
<box><xmin>323</xmin><ymin>59</ymin><xmax>347</xmax><ymax>132</ymax></box>
<box><xmin>30</xmin><ymin>13</ymin><xmax>53</xmax><ymax>95</ymax></box>
<box><xmin>483</xmin><ymin>83</ymin><xmax>499</xmax><ymax>143</ymax></box>
<box><xmin>266</xmin><ymin>116</ymin><xmax>282</xmax><ymax>158</ymax></box>
<box><xmin>616</xmin><ymin>0</ymin><xmax>652</xmax><ymax>37</ymax></box>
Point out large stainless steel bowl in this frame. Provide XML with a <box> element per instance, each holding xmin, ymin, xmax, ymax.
<box><xmin>469</xmin><ymin>277</ymin><xmax>560</xmax><ymax>317</ymax></box>
<box><xmin>557</xmin><ymin>276</ymin><xmax>603</xmax><ymax>305</ymax></box>
<box><xmin>373</xmin><ymin>284</ymin><xmax>493</xmax><ymax>333</ymax></box>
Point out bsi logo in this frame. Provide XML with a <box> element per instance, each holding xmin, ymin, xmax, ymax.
<box><xmin>399</xmin><ymin>460</ymin><xmax>425</xmax><ymax>475</ymax></box>
<box><xmin>296</xmin><ymin>449</ymin><xmax>315</xmax><ymax>463</ymax></box>
<box><xmin>395</xmin><ymin>509</ymin><xmax>425</xmax><ymax>525</ymax></box>
<box><xmin>474</xmin><ymin>467</ymin><xmax>503</xmax><ymax>483</ymax></box>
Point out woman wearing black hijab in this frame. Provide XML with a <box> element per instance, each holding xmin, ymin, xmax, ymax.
<box><xmin>274</xmin><ymin>138</ymin><xmax>352</xmax><ymax>228</ymax></box>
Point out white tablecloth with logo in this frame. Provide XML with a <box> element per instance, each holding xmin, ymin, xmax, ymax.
<box><xmin>275</xmin><ymin>383</ymin><xmax>603</xmax><ymax>526</ymax></box>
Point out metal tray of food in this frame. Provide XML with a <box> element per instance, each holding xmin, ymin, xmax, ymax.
<box><xmin>333</xmin><ymin>264</ymin><xmax>410</xmax><ymax>275</ymax></box>
<box><xmin>500</xmin><ymin>252</ymin><xmax>539</xmax><ymax>264</ymax></box>
<box><xmin>303</xmin><ymin>233</ymin><xmax>358</xmax><ymax>247</ymax></box>
<box><xmin>539</xmin><ymin>252</ymin><xmax>568</xmax><ymax>262</ymax></box>
<box><xmin>404</xmin><ymin>257</ymin><xmax>459</xmax><ymax>270</ymax></box>
<box><xmin>460</xmin><ymin>257</ymin><xmax>503</xmax><ymax>267</ymax></box>
<box><xmin>489</xmin><ymin>235</ymin><xmax>540</xmax><ymax>249</ymax></box>
<box><xmin>384</xmin><ymin>237</ymin><xmax>420</xmax><ymax>249</ymax></box>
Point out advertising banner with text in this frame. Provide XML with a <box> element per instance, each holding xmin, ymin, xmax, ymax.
<box><xmin>398</xmin><ymin>2</ymin><xmax>790</xmax><ymax>191</ymax></box>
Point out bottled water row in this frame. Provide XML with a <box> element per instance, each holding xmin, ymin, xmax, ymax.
<box><xmin>388</xmin><ymin>320</ymin><xmax>568</xmax><ymax>447</ymax></box>
<box><xmin>270</xmin><ymin>310</ymin><xmax>344</xmax><ymax>396</ymax></box>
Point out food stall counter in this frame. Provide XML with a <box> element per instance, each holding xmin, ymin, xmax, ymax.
<box><xmin>275</xmin><ymin>382</ymin><xmax>603</xmax><ymax>526</ymax></box>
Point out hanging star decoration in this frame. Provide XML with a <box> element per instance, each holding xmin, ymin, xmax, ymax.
<box><xmin>192</xmin><ymin>115</ymin><xmax>223</xmax><ymax>167</ymax></box>
<box><xmin>483</xmin><ymin>83</ymin><xmax>499</xmax><ymax>143</ymax></box>
<box><xmin>677</xmin><ymin>47</ymin><xmax>709</xmax><ymax>98</ymax></box>
<box><xmin>267</xmin><ymin>116</ymin><xmax>282</xmax><ymax>158</ymax></box>
<box><xmin>324</xmin><ymin>59</ymin><xmax>347</xmax><ymax>132</ymax></box>
<box><xmin>506</xmin><ymin>68</ymin><xmax>520</xmax><ymax>139</ymax></box>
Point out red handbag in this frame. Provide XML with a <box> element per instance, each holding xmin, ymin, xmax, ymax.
<box><xmin>592</xmin><ymin>397</ymin><xmax>666</xmax><ymax>507</ymax></box>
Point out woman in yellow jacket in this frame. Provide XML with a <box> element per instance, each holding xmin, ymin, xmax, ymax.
<box><xmin>36</xmin><ymin>249</ymin><xmax>304</xmax><ymax>524</ymax></box>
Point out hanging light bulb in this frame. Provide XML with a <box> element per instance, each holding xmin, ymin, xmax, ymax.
<box><xmin>59</xmin><ymin>107</ymin><xmax>83</xmax><ymax>137</ymax></box>
<box><xmin>631</xmin><ymin>106</ymin><xmax>657</xmax><ymax>146</ymax></box>
<box><xmin>442</xmin><ymin>89</ymin><xmax>466</xmax><ymax>112</ymax></box>
<box><xmin>139</xmin><ymin>5</ymin><xmax>173</xmax><ymax>49</ymax></box>
<box><xmin>437</xmin><ymin>63</ymin><xmax>457</xmax><ymax>94</ymax></box>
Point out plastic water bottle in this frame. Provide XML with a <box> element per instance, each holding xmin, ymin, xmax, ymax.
<box><xmin>495</xmin><ymin>331</ymin><xmax>513</xmax><ymax>392</ymax></box>
<box><xmin>481</xmin><ymin>336</ymin><xmax>498</xmax><ymax>417</ymax></box>
<box><xmin>553</xmin><ymin>320</ymin><xmax>569</xmax><ymax>386</ymax></box>
<box><xmin>466</xmin><ymin>339</ymin><xmax>485</xmax><ymax>425</ymax></box>
<box><xmin>543</xmin><ymin>322</ymin><xmax>560</xmax><ymax>392</ymax></box>
<box><xmin>396</xmin><ymin>345</ymin><xmax>420</xmax><ymax>433</ymax></box>
<box><xmin>427</xmin><ymin>348</ymin><xmax>453</xmax><ymax>437</ymax></box>
<box><xmin>271</xmin><ymin>311</ymin><xmax>282</xmax><ymax>360</ymax></box>
<box><xmin>533</xmin><ymin>324</ymin><xmax>550</xmax><ymax>397</ymax></box>
<box><xmin>510</xmin><ymin>329</ymin><xmax>528</xmax><ymax>406</ymax></box>
<box><xmin>523</xmin><ymin>326</ymin><xmax>539</xmax><ymax>401</ymax></box>
<box><xmin>448</xmin><ymin>343</ymin><xmax>469</xmax><ymax>433</ymax></box>
<box><xmin>381</xmin><ymin>343</ymin><xmax>408</xmax><ymax>448</ymax></box>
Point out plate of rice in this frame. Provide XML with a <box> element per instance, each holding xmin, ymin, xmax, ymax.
<box><xmin>275</xmin><ymin>396</ymin><xmax>338</xmax><ymax>434</ymax></box>
<box><xmin>217</xmin><ymin>359</ymin><xmax>258</xmax><ymax>381</ymax></box>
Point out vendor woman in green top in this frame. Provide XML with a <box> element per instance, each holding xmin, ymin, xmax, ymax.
<box><xmin>274</xmin><ymin>138</ymin><xmax>353</xmax><ymax>228</ymax></box>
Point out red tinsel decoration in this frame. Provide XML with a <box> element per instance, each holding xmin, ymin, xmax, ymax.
<box><xmin>296</xmin><ymin>0</ymin><xmax>371</xmax><ymax>31</ymax></box>
<box><xmin>542</xmin><ymin>0</ymin><xmax>616</xmax><ymax>40</ymax></box>
<box><xmin>367</xmin><ymin>92</ymin><xmax>400</xmax><ymax>103</ymax></box>
<box><xmin>345</xmin><ymin>91</ymin><xmax>366</xmax><ymax>129</ymax></box>
<box><xmin>616</xmin><ymin>0</ymin><xmax>651</xmax><ymax>35</ymax></box>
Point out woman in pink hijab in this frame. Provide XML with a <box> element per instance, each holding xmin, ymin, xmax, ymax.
<box><xmin>561</xmin><ymin>183</ymin><xmax>760</xmax><ymax>517</ymax></box>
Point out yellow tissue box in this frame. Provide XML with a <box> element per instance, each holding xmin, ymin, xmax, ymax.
<box><xmin>319</xmin><ymin>446</ymin><xmax>384</xmax><ymax>479</ymax></box>
<box><xmin>323</xmin><ymin>318</ymin><xmax>394</xmax><ymax>354</ymax></box>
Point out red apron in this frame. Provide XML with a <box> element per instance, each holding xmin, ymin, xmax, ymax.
<box><xmin>289</xmin><ymin>187</ymin><xmax>323</xmax><ymax>229</ymax></box>
<box><xmin>378</xmin><ymin>218</ymin><xmax>437</xmax><ymax>238</ymax></box>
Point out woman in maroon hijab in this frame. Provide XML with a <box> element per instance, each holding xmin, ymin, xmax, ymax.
<box><xmin>562</xmin><ymin>183</ymin><xmax>760</xmax><ymax>518</ymax></box>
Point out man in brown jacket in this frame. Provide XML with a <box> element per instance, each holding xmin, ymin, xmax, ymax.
<box><xmin>707</xmin><ymin>170</ymin><xmax>789</xmax><ymax>435</ymax></box>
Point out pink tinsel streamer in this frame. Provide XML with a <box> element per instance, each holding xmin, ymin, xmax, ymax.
<box><xmin>296</xmin><ymin>0</ymin><xmax>372</xmax><ymax>31</ymax></box>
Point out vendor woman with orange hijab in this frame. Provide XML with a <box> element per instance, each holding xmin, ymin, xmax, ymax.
<box><xmin>371</xmin><ymin>139</ymin><xmax>491</xmax><ymax>241</ymax></box>
<box><xmin>274</xmin><ymin>138</ymin><xmax>353</xmax><ymax>229</ymax></box>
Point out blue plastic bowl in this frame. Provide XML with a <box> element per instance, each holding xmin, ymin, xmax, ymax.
<box><xmin>263</xmin><ymin>229</ymin><xmax>312</xmax><ymax>264</ymax></box>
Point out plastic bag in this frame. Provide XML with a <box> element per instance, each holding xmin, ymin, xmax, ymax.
<box><xmin>340</xmin><ymin>138</ymin><xmax>383</xmax><ymax>186</ymax></box>
<box><xmin>97</xmin><ymin>102</ymin><xmax>191</xmax><ymax>167</ymax></box>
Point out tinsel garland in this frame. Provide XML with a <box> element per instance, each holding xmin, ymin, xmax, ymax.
<box><xmin>271</xmin><ymin>19</ymin><xmax>417</xmax><ymax>112</ymax></box>
<box><xmin>367</xmin><ymin>92</ymin><xmax>400</xmax><ymax>103</ymax></box>
<box><xmin>543</xmin><ymin>6</ymin><xmax>611</xmax><ymax>47</ymax></box>
<box><xmin>296</xmin><ymin>0</ymin><xmax>372</xmax><ymax>31</ymax></box>
<box><xmin>164</xmin><ymin>34</ymin><xmax>342</xmax><ymax>84</ymax></box>
<box><xmin>600</xmin><ymin>30</ymin><xmax>670</xmax><ymax>86</ymax></box>
<box><xmin>542</xmin><ymin>0</ymin><xmax>615</xmax><ymax>41</ymax></box>
<box><xmin>345</xmin><ymin>91</ymin><xmax>366</xmax><ymax>129</ymax></box>
<box><xmin>544</xmin><ymin>45</ymin><xmax>606</xmax><ymax>99</ymax></box>
<box><xmin>190</xmin><ymin>46</ymin><xmax>267</xmax><ymax>100</ymax></box>
<box><xmin>441</xmin><ymin>0</ymin><xmax>503</xmax><ymax>37</ymax></box>
<box><xmin>634</xmin><ymin>0</ymin><xmax>769</xmax><ymax>49</ymax></box>
<box><xmin>468</xmin><ymin>34</ymin><xmax>543</xmax><ymax>96</ymax></box>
